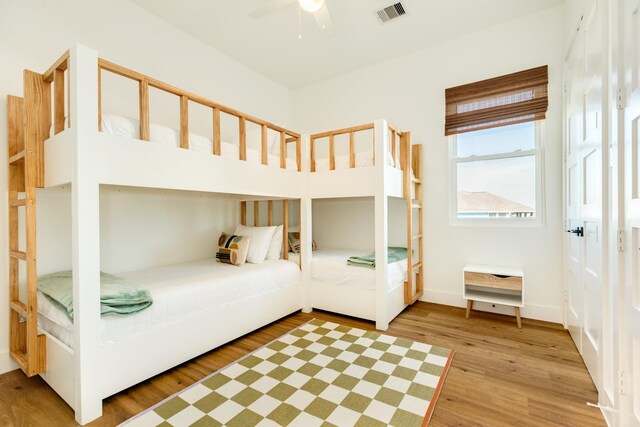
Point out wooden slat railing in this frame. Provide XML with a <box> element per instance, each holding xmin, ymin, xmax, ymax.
<box><xmin>310</xmin><ymin>123</ymin><xmax>375</xmax><ymax>172</ymax></box>
<box><xmin>97</xmin><ymin>58</ymin><xmax>301</xmax><ymax>171</ymax></box>
<box><xmin>43</xmin><ymin>51</ymin><xmax>69</xmax><ymax>137</ymax></box>
<box><xmin>240</xmin><ymin>199</ymin><xmax>290</xmax><ymax>260</ymax></box>
<box><xmin>309</xmin><ymin>122</ymin><xmax>406</xmax><ymax>173</ymax></box>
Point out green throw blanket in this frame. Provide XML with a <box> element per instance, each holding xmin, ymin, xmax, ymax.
<box><xmin>347</xmin><ymin>247</ymin><xmax>408</xmax><ymax>269</ymax></box>
<box><xmin>38</xmin><ymin>271</ymin><xmax>153</xmax><ymax>322</ymax></box>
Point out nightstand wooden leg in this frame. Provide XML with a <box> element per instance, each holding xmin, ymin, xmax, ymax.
<box><xmin>466</xmin><ymin>300</ymin><xmax>473</xmax><ymax>319</ymax></box>
<box><xmin>515</xmin><ymin>307</ymin><xmax>522</xmax><ymax>329</ymax></box>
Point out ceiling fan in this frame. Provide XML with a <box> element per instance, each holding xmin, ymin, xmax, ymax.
<box><xmin>249</xmin><ymin>0</ymin><xmax>334</xmax><ymax>36</ymax></box>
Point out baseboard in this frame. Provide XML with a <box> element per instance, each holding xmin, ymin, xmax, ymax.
<box><xmin>420</xmin><ymin>289</ymin><xmax>563</xmax><ymax>324</ymax></box>
<box><xmin>0</xmin><ymin>350</ymin><xmax>18</xmax><ymax>375</ymax></box>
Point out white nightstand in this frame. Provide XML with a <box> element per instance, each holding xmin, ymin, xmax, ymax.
<box><xmin>463</xmin><ymin>264</ymin><xmax>524</xmax><ymax>328</ymax></box>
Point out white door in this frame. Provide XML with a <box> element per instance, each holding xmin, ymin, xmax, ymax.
<box><xmin>622</xmin><ymin>0</ymin><xmax>640</xmax><ymax>423</ymax></box>
<box><xmin>580</xmin><ymin>0</ymin><xmax>605</xmax><ymax>391</ymax></box>
<box><xmin>565</xmin><ymin>33</ymin><xmax>584</xmax><ymax>350</ymax></box>
<box><xmin>564</xmin><ymin>0</ymin><xmax>605</xmax><ymax>392</ymax></box>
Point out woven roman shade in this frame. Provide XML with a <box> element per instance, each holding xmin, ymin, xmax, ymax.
<box><xmin>445</xmin><ymin>65</ymin><xmax>548</xmax><ymax>136</ymax></box>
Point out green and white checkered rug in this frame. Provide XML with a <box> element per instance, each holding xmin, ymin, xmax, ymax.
<box><xmin>123</xmin><ymin>319</ymin><xmax>454</xmax><ymax>427</ymax></box>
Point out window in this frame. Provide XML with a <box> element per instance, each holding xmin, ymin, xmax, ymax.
<box><xmin>445</xmin><ymin>66</ymin><xmax>548</xmax><ymax>224</ymax></box>
<box><xmin>451</xmin><ymin>121</ymin><xmax>543</xmax><ymax>222</ymax></box>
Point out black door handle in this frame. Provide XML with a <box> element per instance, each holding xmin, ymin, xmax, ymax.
<box><xmin>566</xmin><ymin>227</ymin><xmax>584</xmax><ymax>237</ymax></box>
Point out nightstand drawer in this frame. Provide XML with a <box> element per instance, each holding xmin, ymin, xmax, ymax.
<box><xmin>464</xmin><ymin>271</ymin><xmax>522</xmax><ymax>291</ymax></box>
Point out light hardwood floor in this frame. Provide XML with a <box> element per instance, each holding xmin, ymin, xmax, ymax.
<box><xmin>0</xmin><ymin>302</ymin><xmax>605</xmax><ymax>426</ymax></box>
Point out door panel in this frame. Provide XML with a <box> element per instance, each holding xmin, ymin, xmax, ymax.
<box><xmin>624</xmin><ymin>0</ymin><xmax>640</xmax><ymax>424</ymax></box>
<box><xmin>581</xmin><ymin>0</ymin><xmax>604</xmax><ymax>391</ymax></box>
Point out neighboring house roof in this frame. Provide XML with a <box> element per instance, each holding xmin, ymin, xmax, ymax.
<box><xmin>458</xmin><ymin>191</ymin><xmax>534</xmax><ymax>213</ymax></box>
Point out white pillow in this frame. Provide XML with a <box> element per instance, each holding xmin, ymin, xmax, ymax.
<box><xmin>266</xmin><ymin>225</ymin><xmax>284</xmax><ymax>260</ymax></box>
<box><xmin>234</xmin><ymin>224</ymin><xmax>277</xmax><ymax>264</ymax></box>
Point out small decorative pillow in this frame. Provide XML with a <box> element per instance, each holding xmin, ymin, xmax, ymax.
<box><xmin>288</xmin><ymin>232</ymin><xmax>317</xmax><ymax>253</ymax></box>
<box><xmin>216</xmin><ymin>233</ymin><xmax>251</xmax><ymax>266</ymax></box>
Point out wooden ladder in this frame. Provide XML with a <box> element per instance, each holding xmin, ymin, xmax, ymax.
<box><xmin>7</xmin><ymin>69</ymin><xmax>52</xmax><ymax>377</ymax></box>
<box><xmin>402</xmin><ymin>133</ymin><xmax>424</xmax><ymax>305</ymax></box>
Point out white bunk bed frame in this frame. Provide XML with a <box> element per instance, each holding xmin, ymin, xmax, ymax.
<box><xmin>303</xmin><ymin>123</ymin><xmax>424</xmax><ymax>331</ymax></box>
<box><xmin>6</xmin><ymin>45</ymin><xmax>423</xmax><ymax>425</ymax></box>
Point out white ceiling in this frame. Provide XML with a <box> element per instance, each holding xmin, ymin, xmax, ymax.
<box><xmin>130</xmin><ymin>0</ymin><xmax>564</xmax><ymax>89</ymax></box>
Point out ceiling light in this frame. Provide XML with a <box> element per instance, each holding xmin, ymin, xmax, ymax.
<box><xmin>298</xmin><ymin>0</ymin><xmax>324</xmax><ymax>13</ymax></box>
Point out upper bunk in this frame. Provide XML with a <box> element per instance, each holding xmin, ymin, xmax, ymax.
<box><xmin>22</xmin><ymin>45</ymin><xmax>420</xmax><ymax>200</ymax></box>
<box><xmin>307</xmin><ymin>121</ymin><xmax>421</xmax><ymax>199</ymax></box>
<box><xmin>39</xmin><ymin>45</ymin><xmax>303</xmax><ymax>199</ymax></box>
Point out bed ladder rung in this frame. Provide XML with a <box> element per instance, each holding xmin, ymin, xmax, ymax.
<box><xmin>412</xmin><ymin>233</ymin><xmax>422</xmax><ymax>240</ymax></box>
<box><xmin>10</xmin><ymin>350</ymin><xmax>28</xmax><ymax>373</ymax></box>
<box><xmin>10</xmin><ymin>301</ymin><xmax>27</xmax><ymax>317</ymax></box>
<box><xmin>412</xmin><ymin>261</ymin><xmax>423</xmax><ymax>271</ymax></box>
<box><xmin>406</xmin><ymin>289</ymin><xmax>423</xmax><ymax>305</ymax></box>
<box><xmin>411</xmin><ymin>177</ymin><xmax>421</xmax><ymax>184</ymax></box>
<box><xmin>10</xmin><ymin>198</ymin><xmax>27</xmax><ymax>207</ymax></box>
<box><xmin>411</xmin><ymin>203</ymin><xmax>422</xmax><ymax>209</ymax></box>
<box><xmin>10</xmin><ymin>250</ymin><xmax>27</xmax><ymax>260</ymax></box>
<box><xmin>9</xmin><ymin>150</ymin><xmax>25</xmax><ymax>164</ymax></box>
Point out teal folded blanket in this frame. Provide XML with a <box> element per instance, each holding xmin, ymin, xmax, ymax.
<box><xmin>347</xmin><ymin>247</ymin><xmax>408</xmax><ymax>269</ymax></box>
<box><xmin>38</xmin><ymin>271</ymin><xmax>153</xmax><ymax>322</ymax></box>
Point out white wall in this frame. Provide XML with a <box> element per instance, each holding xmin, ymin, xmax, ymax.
<box><xmin>295</xmin><ymin>6</ymin><xmax>566</xmax><ymax>323</ymax></box>
<box><xmin>0</xmin><ymin>0</ymin><xmax>295</xmax><ymax>374</ymax></box>
<box><xmin>312</xmin><ymin>198</ymin><xmax>408</xmax><ymax>251</ymax></box>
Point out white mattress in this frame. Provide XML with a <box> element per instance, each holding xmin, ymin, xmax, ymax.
<box><xmin>100</xmin><ymin>113</ymin><xmax>299</xmax><ymax>171</ymax></box>
<box><xmin>288</xmin><ymin>248</ymin><xmax>408</xmax><ymax>291</ymax></box>
<box><xmin>37</xmin><ymin>259</ymin><xmax>301</xmax><ymax>348</ymax></box>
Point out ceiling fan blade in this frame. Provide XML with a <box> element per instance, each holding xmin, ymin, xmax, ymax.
<box><xmin>313</xmin><ymin>3</ymin><xmax>334</xmax><ymax>36</ymax></box>
<box><xmin>249</xmin><ymin>0</ymin><xmax>297</xmax><ymax>19</ymax></box>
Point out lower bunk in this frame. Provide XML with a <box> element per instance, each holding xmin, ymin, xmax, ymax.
<box><xmin>36</xmin><ymin>258</ymin><xmax>303</xmax><ymax>412</ymax></box>
<box><xmin>289</xmin><ymin>248</ymin><xmax>409</xmax><ymax>324</ymax></box>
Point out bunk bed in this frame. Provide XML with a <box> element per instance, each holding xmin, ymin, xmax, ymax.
<box><xmin>7</xmin><ymin>45</ymin><xmax>305</xmax><ymax>425</ymax></box>
<box><xmin>5</xmin><ymin>44</ymin><xmax>423</xmax><ymax>425</ymax></box>
<box><xmin>299</xmin><ymin>122</ymin><xmax>424</xmax><ymax>328</ymax></box>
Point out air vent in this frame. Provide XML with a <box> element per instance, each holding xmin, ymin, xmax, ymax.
<box><xmin>375</xmin><ymin>2</ymin><xmax>407</xmax><ymax>24</ymax></box>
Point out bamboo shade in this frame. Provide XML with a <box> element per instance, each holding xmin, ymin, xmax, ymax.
<box><xmin>445</xmin><ymin>65</ymin><xmax>548</xmax><ymax>136</ymax></box>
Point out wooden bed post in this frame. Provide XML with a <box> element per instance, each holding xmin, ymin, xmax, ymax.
<box><xmin>139</xmin><ymin>80</ymin><xmax>150</xmax><ymax>141</ymax></box>
<box><xmin>69</xmin><ymin>44</ymin><xmax>103</xmax><ymax>424</ymax></box>
<box><xmin>239</xmin><ymin>117</ymin><xmax>247</xmax><ymax>161</ymax></box>
<box><xmin>268</xmin><ymin>200</ymin><xmax>273</xmax><ymax>226</ymax></box>
<box><xmin>261</xmin><ymin>124</ymin><xmax>268</xmax><ymax>165</ymax></box>
<box><xmin>53</xmin><ymin>69</ymin><xmax>65</xmax><ymax>135</ymax></box>
<box><xmin>296</xmin><ymin>136</ymin><xmax>302</xmax><ymax>172</ymax></box>
<box><xmin>391</xmin><ymin>129</ymin><xmax>397</xmax><ymax>167</ymax></box>
<box><xmin>213</xmin><ymin>107</ymin><xmax>221</xmax><ymax>156</ymax></box>
<box><xmin>254</xmin><ymin>201</ymin><xmax>259</xmax><ymax>226</ymax></box>
<box><xmin>310</xmin><ymin>137</ymin><xmax>316</xmax><ymax>172</ymax></box>
<box><xmin>329</xmin><ymin>135</ymin><xmax>335</xmax><ymax>171</ymax></box>
<box><xmin>282</xmin><ymin>200</ymin><xmax>289</xmax><ymax>261</ymax></box>
<box><xmin>180</xmin><ymin>95</ymin><xmax>189</xmax><ymax>149</ymax></box>
<box><xmin>280</xmin><ymin>132</ymin><xmax>286</xmax><ymax>169</ymax></box>
<box><xmin>374</xmin><ymin>119</ymin><xmax>389</xmax><ymax>330</ymax></box>
<box><xmin>21</xmin><ymin>70</ymin><xmax>50</xmax><ymax>376</ymax></box>
<box><xmin>240</xmin><ymin>201</ymin><xmax>247</xmax><ymax>226</ymax></box>
<box><xmin>349</xmin><ymin>131</ymin><xmax>356</xmax><ymax>168</ymax></box>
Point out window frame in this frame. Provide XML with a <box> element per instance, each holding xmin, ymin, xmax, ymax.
<box><xmin>449</xmin><ymin>120</ymin><xmax>546</xmax><ymax>227</ymax></box>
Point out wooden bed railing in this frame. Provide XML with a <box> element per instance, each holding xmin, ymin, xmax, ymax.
<box><xmin>97</xmin><ymin>59</ymin><xmax>302</xmax><ymax>171</ymax></box>
<box><xmin>240</xmin><ymin>199</ymin><xmax>290</xmax><ymax>260</ymax></box>
<box><xmin>309</xmin><ymin>123</ymin><xmax>374</xmax><ymax>172</ymax></box>
<box><xmin>309</xmin><ymin>123</ymin><xmax>404</xmax><ymax>173</ymax></box>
